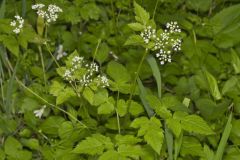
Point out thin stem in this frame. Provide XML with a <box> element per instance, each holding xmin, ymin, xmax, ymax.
<box><xmin>128</xmin><ymin>49</ymin><xmax>149</xmax><ymax>107</ymax></box>
<box><xmin>116</xmin><ymin>90</ymin><xmax>121</xmax><ymax>134</ymax></box>
<box><xmin>153</xmin><ymin>0</ymin><xmax>159</xmax><ymax>20</ymax></box>
<box><xmin>16</xmin><ymin>79</ymin><xmax>87</xmax><ymax>128</ymax></box>
<box><xmin>38</xmin><ymin>45</ymin><xmax>47</xmax><ymax>87</ymax></box>
<box><xmin>45</xmin><ymin>43</ymin><xmax>60</xmax><ymax>68</ymax></box>
<box><xmin>92</xmin><ymin>39</ymin><xmax>102</xmax><ymax>62</ymax></box>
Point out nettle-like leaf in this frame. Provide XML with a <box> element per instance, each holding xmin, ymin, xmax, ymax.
<box><xmin>72</xmin><ymin>134</ymin><xmax>113</xmax><ymax>155</ymax></box>
<box><xmin>146</xmin><ymin>95</ymin><xmax>172</xmax><ymax>119</ymax></box>
<box><xmin>131</xmin><ymin>117</ymin><xmax>164</xmax><ymax>154</ymax></box>
<box><xmin>181</xmin><ymin>115</ymin><xmax>215</xmax><ymax>135</ymax></box>
<box><xmin>49</xmin><ymin>81</ymin><xmax>76</xmax><ymax>105</ymax></box>
<box><xmin>133</xmin><ymin>2</ymin><xmax>150</xmax><ymax>25</ymax></box>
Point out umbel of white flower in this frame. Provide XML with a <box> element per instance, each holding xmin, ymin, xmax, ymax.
<box><xmin>10</xmin><ymin>15</ymin><xmax>24</xmax><ymax>34</ymax></box>
<box><xmin>140</xmin><ymin>21</ymin><xmax>182</xmax><ymax>65</ymax></box>
<box><xmin>32</xmin><ymin>3</ymin><xmax>62</xmax><ymax>23</ymax></box>
<box><xmin>63</xmin><ymin>56</ymin><xmax>109</xmax><ymax>88</ymax></box>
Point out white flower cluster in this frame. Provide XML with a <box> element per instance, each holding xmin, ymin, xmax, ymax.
<box><xmin>10</xmin><ymin>15</ymin><xmax>24</xmax><ymax>34</ymax></box>
<box><xmin>32</xmin><ymin>3</ymin><xmax>62</xmax><ymax>23</ymax></box>
<box><xmin>140</xmin><ymin>26</ymin><xmax>156</xmax><ymax>44</ymax></box>
<box><xmin>140</xmin><ymin>22</ymin><xmax>182</xmax><ymax>65</ymax></box>
<box><xmin>63</xmin><ymin>56</ymin><xmax>109</xmax><ymax>88</ymax></box>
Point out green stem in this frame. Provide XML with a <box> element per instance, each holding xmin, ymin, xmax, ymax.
<box><xmin>153</xmin><ymin>0</ymin><xmax>159</xmax><ymax>20</ymax></box>
<box><xmin>16</xmin><ymin>79</ymin><xmax>87</xmax><ymax>128</ymax></box>
<box><xmin>116</xmin><ymin>90</ymin><xmax>121</xmax><ymax>134</ymax></box>
<box><xmin>92</xmin><ymin>39</ymin><xmax>102</xmax><ymax>62</ymax></box>
<box><xmin>128</xmin><ymin>49</ymin><xmax>148</xmax><ymax>107</ymax></box>
<box><xmin>38</xmin><ymin>45</ymin><xmax>47</xmax><ymax>87</ymax></box>
<box><xmin>45</xmin><ymin>43</ymin><xmax>60</xmax><ymax>68</ymax></box>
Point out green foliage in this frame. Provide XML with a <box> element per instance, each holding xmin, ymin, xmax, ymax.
<box><xmin>0</xmin><ymin>0</ymin><xmax>240</xmax><ymax>159</ymax></box>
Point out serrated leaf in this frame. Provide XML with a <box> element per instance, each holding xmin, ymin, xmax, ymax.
<box><xmin>83</xmin><ymin>87</ymin><xmax>94</xmax><ymax>105</ymax></box>
<box><xmin>115</xmin><ymin>135</ymin><xmax>142</xmax><ymax>145</ymax></box>
<box><xmin>133</xmin><ymin>2</ymin><xmax>150</xmax><ymax>24</ymax></box>
<box><xmin>98</xmin><ymin>97</ymin><xmax>115</xmax><ymax>114</ymax></box>
<box><xmin>128</xmin><ymin>23</ymin><xmax>145</xmax><ymax>31</ymax></box>
<box><xmin>40</xmin><ymin>116</ymin><xmax>65</xmax><ymax>136</ymax></box>
<box><xmin>166</xmin><ymin>118</ymin><xmax>182</xmax><ymax>137</ymax></box>
<box><xmin>99</xmin><ymin>150</ymin><xmax>122</xmax><ymax>160</ymax></box>
<box><xmin>181</xmin><ymin>115</ymin><xmax>214</xmax><ymax>135</ymax></box>
<box><xmin>131</xmin><ymin>117</ymin><xmax>163</xmax><ymax>154</ymax></box>
<box><xmin>73</xmin><ymin>134</ymin><xmax>113</xmax><ymax>155</ymax></box>
<box><xmin>107</xmin><ymin>61</ymin><xmax>131</xmax><ymax>83</ymax></box>
<box><xmin>118</xmin><ymin>144</ymin><xmax>143</xmax><ymax>158</ymax></box>
<box><xmin>180</xmin><ymin>136</ymin><xmax>203</xmax><ymax>157</ymax></box>
<box><xmin>124</xmin><ymin>35</ymin><xmax>144</xmax><ymax>46</ymax></box>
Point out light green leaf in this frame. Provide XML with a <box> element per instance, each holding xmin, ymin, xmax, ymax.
<box><xmin>83</xmin><ymin>87</ymin><xmax>94</xmax><ymax>105</ymax></box>
<box><xmin>124</xmin><ymin>35</ymin><xmax>144</xmax><ymax>46</ymax></box>
<box><xmin>107</xmin><ymin>61</ymin><xmax>131</xmax><ymax>83</ymax></box>
<box><xmin>98</xmin><ymin>97</ymin><xmax>115</xmax><ymax>114</ymax></box>
<box><xmin>0</xmin><ymin>35</ymin><xmax>19</xmax><ymax>57</ymax></box>
<box><xmin>73</xmin><ymin>134</ymin><xmax>113</xmax><ymax>155</ymax></box>
<box><xmin>99</xmin><ymin>150</ymin><xmax>122</xmax><ymax>160</ymax></box>
<box><xmin>180</xmin><ymin>136</ymin><xmax>203</xmax><ymax>157</ymax></box>
<box><xmin>214</xmin><ymin>113</ymin><xmax>233</xmax><ymax>160</ymax></box>
<box><xmin>204</xmin><ymin>70</ymin><xmax>222</xmax><ymax>100</ymax></box>
<box><xmin>133</xmin><ymin>2</ymin><xmax>150</xmax><ymax>24</ymax></box>
<box><xmin>118</xmin><ymin>144</ymin><xmax>143</xmax><ymax>158</ymax></box>
<box><xmin>181</xmin><ymin>114</ymin><xmax>214</xmax><ymax>135</ymax></box>
<box><xmin>166</xmin><ymin>118</ymin><xmax>182</xmax><ymax>137</ymax></box>
<box><xmin>40</xmin><ymin>116</ymin><xmax>65</xmax><ymax>136</ymax></box>
<box><xmin>231</xmin><ymin>49</ymin><xmax>240</xmax><ymax>74</ymax></box>
<box><xmin>128</xmin><ymin>23</ymin><xmax>145</xmax><ymax>31</ymax></box>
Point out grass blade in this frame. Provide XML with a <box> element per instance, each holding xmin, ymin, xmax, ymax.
<box><xmin>214</xmin><ymin>112</ymin><xmax>232</xmax><ymax>160</ymax></box>
<box><xmin>0</xmin><ymin>0</ymin><xmax>6</xmax><ymax>18</ymax></box>
<box><xmin>137</xmin><ymin>76</ymin><xmax>154</xmax><ymax>117</ymax></box>
<box><xmin>147</xmin><ymin>55</ymin><xmax>161</xmax><ymax>98</ymax></box>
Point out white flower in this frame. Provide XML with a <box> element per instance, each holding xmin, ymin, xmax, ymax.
<box><xmin>33</xmin><ymin>105</ymin><xmax>46</xmax><ymax>118</ymax></box>
<box><xmin>32</xmin><ymin>3</ymin><xmax>62</xmax><ymax>23</ymax></box>
<box><xmin>140</xmin><ymin>26</ymin><xmax>157</xmax><ymax>44</ymax></box>
<box><xmin>10</xmin><ymin>15</ymin><xmax>24</xmax><ymax>34</ymax></box>
<box><xmin>56</xmin><ymin>45</ymin><xmax>67</xmax><ymax>60</ymax></box>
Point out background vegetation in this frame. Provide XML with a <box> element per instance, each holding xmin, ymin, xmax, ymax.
<box><xmin>0</xmin><ymin>0</ymin><xmax>240</xmax><ymax>159</ymax></box>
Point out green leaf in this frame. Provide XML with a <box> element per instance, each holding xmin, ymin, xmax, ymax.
<box><xmin>0</xmin><ymin>0</ymin><xmax>6</xmax><ymax>18</ymax></box>
<box><xmin>49</xmin><ymin>81</ymin><xmax>76</xmax><ymax>105</ymax></box>
<box><xmin>180</xmin><ymin>136</ymin><xmax>203</xmax><ymax>157</ymax></box>
<box><xmin>222</xmin><ymin>76</ymin><xmax>238</xmax><ymax>95</ymax></box>
<box><xmin>166</xmin><ymin>118</ymin><xmax>182</xmax><ymax>137</ymax></box>
<box><xmin>83</xmin><ymin>87</ymin><xmax>94</xmax><ymax>105</ymax></box>
<box><xmin>147</xmin><ymin>55</ymin><xmax>161</xmax><ymax>98</ymax></box>
<box><xmin>204</xmin><ymin>70</ymin><xmax>222</xmax><ymax>100</ymax></box>
<box><xmin>40</xmin><ymin>116</ymin><xmax>65</xmax><ymax>136</ymax></box>
<box><xmin>231</xmin><ymin>49</ymin><xmax>240</xmax><ymax>74</ymax></box>
<box><xmin>181</xmin><ymin>114</ymin><xmax>214</xmax><ymax>135</ymax></box>
<box><xmin>118</xmin><ymin>144</ymin><xmax>143</xmax><ymax>158</ymax></box>
<box><xmin>4</xmin><ymin>136</ymin><xmax>32</xmax><ymax>160</ymax></box>
<box><xmin>128</xmin><ymin>100</ymin><xmax>145</xmax><ymax>116</ymax></box>
<box><xmin>98</xmin><ymin>97</ymin><xmax>115</xmax><ymax>114</ymax></box>
<box><xmin>133</xmin><ymin>2</ymin><xmax>150</xmax><ymax>24</ymax></box>
<box><xmin>115</xmin><ymin>135</ymin><xmax>142</xmax><ymax>145</ymax></box>
<box><xmin>137</xmin><ymin>77</ymin><xmax>155</xmax><ymax>117</ymax></box>
<box><xmin>146</xmin><ymin>95</ymin><xmax>172</xmax><ymax>119</ymax></box>
<box><xmin>124</xmin><ymin>35</ymin><xmax>144</xmax><ymax>46</ymax></box>
<box><xmin>117</xmin><ymin>99</ymin><xmax>128</xmax><ymax>117</ymax></box>
<box><xmin>131</xmin><ymin>117</ymin><xmax>164</xmax><ymax>154</ymax></box>
<box><xmin>73</xmin><ymin>134</ymin><xmax>113</xmax><ymax>155</ymax></box>
<box><xmin>20</xmin><ymin>138</ymin><xmax>40</xmax><ymax>150</ymax></box>
<box><xmin>107</xmin><ymin>61</ymin><xmax>131</xmax><ymax>83</ymax></box>
<box><xmin>214</xmin><ymin>113</ymin><xmax>233</xmax><ymax>160</ymax></box>
<box><xmin>128</xmin><ymin>23</ymin><xmax>145</xmax><ymax>31</ymax></box>
<box><xmin>99</xmin><ymin>150</ymin><xmax>122</xmax><ymax>160</ymax></box>
<box><xmin>80</xmin><ymin>3</ymin><xmax>101</xmax><ymax>20</ymax></box>
<box><xmin>0</xmin><ymin>35</ymin><xmax>19</xmax><ymax>57</ymax></box>
<box><xmin>0</xmin><ymin>149</ymin><xmax>5</xmax><ymax>160</ymax></box>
